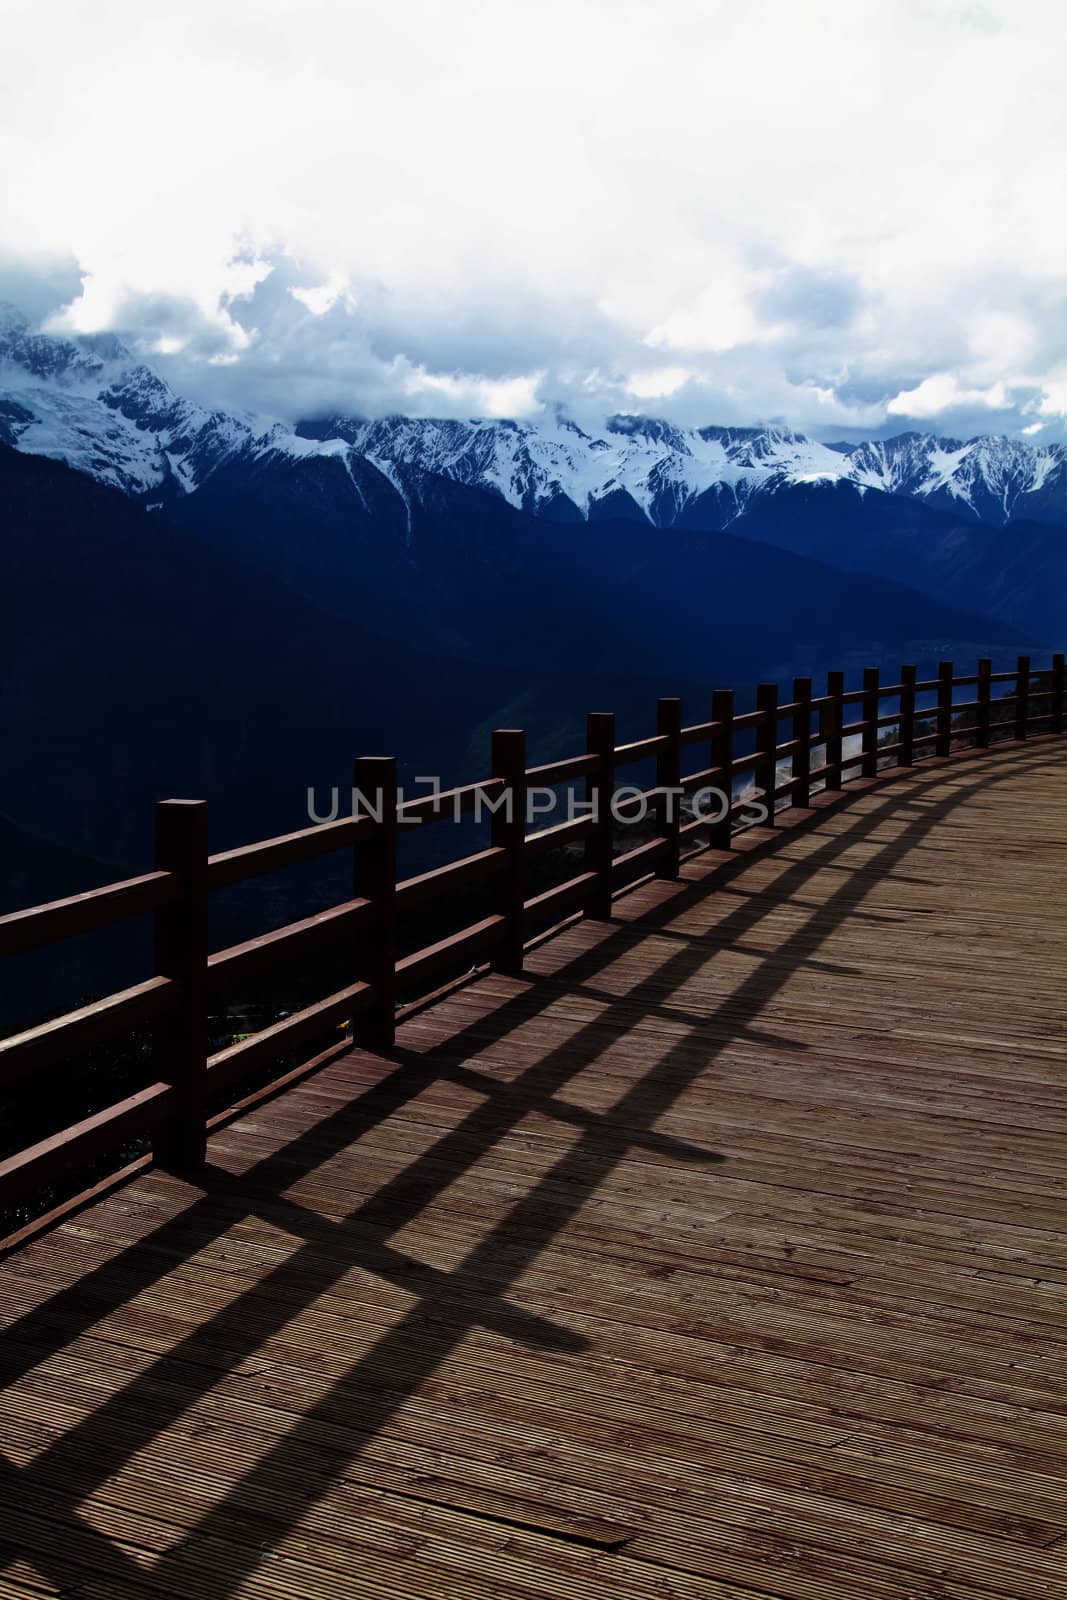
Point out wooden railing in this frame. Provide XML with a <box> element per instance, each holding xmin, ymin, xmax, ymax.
<box><xmin>1</xmin><ymin>651</ymin><xmax>1063</xmax><ymax>1226</ymax></box>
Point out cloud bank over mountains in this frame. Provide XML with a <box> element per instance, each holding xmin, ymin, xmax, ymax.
<box><xmin>2</xmin><ymin>0</ymin><xmax>1066</xmax><ymax>440</ymax></box>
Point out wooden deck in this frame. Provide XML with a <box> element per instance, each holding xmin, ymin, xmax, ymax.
<box><xmin>1</xmin><ymin>738</ymin><xmax>1065</xmax><ymax>1600</ymax></box>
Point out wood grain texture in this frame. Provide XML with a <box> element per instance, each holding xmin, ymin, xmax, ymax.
<box><xmin>0</xmin><ymin>738</ymin><xmax>1064</xmax><ymax>1600</ymax></box>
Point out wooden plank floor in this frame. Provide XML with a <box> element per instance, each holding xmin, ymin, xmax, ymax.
<box><xmin>1</xmin><ymin>739</ymin><xmax>1065</xmax><ymax>1600</ymax></box>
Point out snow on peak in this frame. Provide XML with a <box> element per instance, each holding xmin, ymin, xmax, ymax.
<box><xmin>841</xmin><ymin>431</ymin><xmax>1067</xmax><ymax>522</ymax></box>
<box><xmin>2</xmin><ymin>316</ymin><xmax>1066</xmax><ymax>525</ymax></box>
<box><xmin>299</xmin><ymin>411</ymin><xmax>852</xmax><ymax>525</ymax></box>
<box><xmin>0</xmin><ymin>319</ymin><xmax>279</xmax><ymax>496</ymax></box>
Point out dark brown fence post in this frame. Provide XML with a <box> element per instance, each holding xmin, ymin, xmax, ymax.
<box><xmin>1014</xmin><ymin>654</ymin><xmax>1030</xmax><ymax>741</ymax></box>
<box><xmin>353</xmin><ymin>755</ymin><xmax>398</xmax><ymax>1049</ymax></box>
<box><xmin>977</xmin><ymin>658</ymin><xmax>992</xmax><ymax>749</ymax></box>
<box><xmin>936</xmin><ymin>660</ymin><xmax>954</xmax><ymax>758</ymax></box>
<box><xmin>710</xmin><ymin>688</ymin><xmax>734</xmax><ymax>849</ymax></box>
<box><xmin>822</xmin><ymin>670</ymin><xmax>844</xmax><ymax>791</ymax></box>
<box><xmin>1053</xmin><ymin>652</ymin><xmax>1065</xmax><ymax>735</ymax></box>
<box><xmin>792</xmin><ymin>676</ymin><xmax>812</xmax><ymax>808</ymax></box>
<box><xmin>656</xmin><ymin>697</ymin><xmax>683</xmax><ymax>877</ymax></box>
<box><xmin>153</xmin><ymin>799</ymin><xmax>209</xmax><ymax>1169</ymax></box>
<box><xmin>861</xmin><ymin>667</ymin><xmax>880</xmax><ymax>778</ymax></box>
<box><xmin>584</xmin><ymin>712</ymin><xmax>615</xmax><ymax>919</ymax></box>
<box><xmin>490</xmin><ymin>728</ymin><xmax>527</xmax><ymax>976</ymax></box>
<box><xmin>899</xmin><ymin>664</ymin><xmax>916</xmax><ymax>768</ymax></box>
<box><xmin>756</xmin><ymin>683</ymin><xmax>778</xmax><ymax>823</ymax></box>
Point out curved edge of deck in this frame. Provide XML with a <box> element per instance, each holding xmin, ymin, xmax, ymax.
<box><xmin>0</xmin><ymin>735</ymin><xmax>1065</xmax><ymax>1600</ymax></box>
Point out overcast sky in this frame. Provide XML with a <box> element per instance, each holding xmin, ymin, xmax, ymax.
<box><xmin>2</xmin><ymin>0</ymin><xmax>1066</xmax><ymax>438</ymax></box>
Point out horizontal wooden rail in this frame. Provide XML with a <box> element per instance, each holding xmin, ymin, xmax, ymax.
<box><xmin>524</xmin><ymin>870</ymin><xmax>598</xmax><ymax>920</ymax></box>
<box><xmin>0</xmin><ymin>871</ymin><xmax>179</xmax><ymax>960</ymax></box>
<box><xmin>612</xmin><ymin>836</ymin><xmax>669</xmax><ymax>877</ymax></box>
<box><xmin>0</xmin><ymin>1082</ymin><xmax>174</xmax><ymax>1211</ymax></box>
<box><xmin>524</xmin><ymin>815</ymin><xmax>595</xmax><ymax>855</ymax></box>
<box><xmin>208</xmin><ymin>981</ymin><xmax>374</xmax><ymax>1087</ymax></box>
<box><xmin>395</xmin><ymin>846</ymin><xmax>507</xmax><ymax>908</ymax></box>
<box><xmin>395</xmin><ymin>914</ymin><xmax>506</xmax><ymax>988</ymax></box>
<box><xmin>1</xmin><ymin>649</ymin><xmax>1063</xmax><ymax>1236</ymax></box>
<box><xmin>613</xmin><ymin>733</ymin><xmax>671</xmax><ymax>764</ymax></box>
<box><xmin>206</xmin><ymin>897</ymin><xmax>373</xmax><ymax>991</ymax></box>
<box><xmin>208</xmin><ymin>816</ymin><xmax>369</xmax><ymax>889</ymax></box>
<box><xmin>397</xmin><ymin>777</ymin><xmax>505</xmax><ymax>826</ymax></box>
<box><xmin>611</xmin><ymin>785</ymin><xmax>659</xmax><ymax>819</ymax></box>
<box><xmin>679</xmin><ymin>763</ymin><xmax>727</xmax><ymax>793</ymax></box>
<box><xmin>525</xmin><ymin>753</ymin><xmax>601</xmax><ymax>785</ymax></box>
<box><xmin>0</xmin><ymin>977</ymin><xmax>178</xmax><ymax>1088</ymax></box>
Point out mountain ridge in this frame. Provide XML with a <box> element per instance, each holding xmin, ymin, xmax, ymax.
<box><xmin>3</xmin><ymin>305</ymin><xmax>1067</xmax><ymax>527</ymax></box>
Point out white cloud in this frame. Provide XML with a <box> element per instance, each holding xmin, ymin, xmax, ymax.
<box><xmin>400</xmin><ymin>367</ymin><xmax>545</xmax><ymax>419</ymax></box>
<box><xmin>2</xmin><ymin>0</ymin><xmax>1065</xmax><ymax>436</ymax></box>
<box><xmin>887</xmin><ymin>373</ymin><xmax>1010</xmax><ymax>419</ymax></box>
<box><xmin>290</xmin><ymin>272</ymin><xmax>352</xmax><ymax>316</ymax></box>
<box><xmin>1036</xmin><ymin>380</ymin><xmax>1067</xmax><ymax>420</ymax></box>
<box><xmin>624</xmin><ymin>365</ymin><xmax>692</xmax><ymax>400</ymax></box>
<box><xmin>967</xmin><ymin>311</ymin><xmax>1035</xmax><ymax>372</ymax></box>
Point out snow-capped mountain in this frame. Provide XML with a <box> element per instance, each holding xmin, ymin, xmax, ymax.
<box><xmin>3</xmin><ymin>312</ymin><xmax>1059</xmax><ymax>890</ymax></box>
<box><xmin>305</xmin><ymin>414</ymin><xmax>1067</xmax><ymax>529</ymax></box>
<box><xmin>838</xmin><ymin>431</ymin><xmax>1067</xmax><ymax>526</ymax></box>
<box><xmin>0</xmin><ymin>304</ymin><xmax>282</xmax><ymax>497</ymax></box>
<box><xmin>295</xmin><ymin>413</ymin><xmax>852</xmax><ymax>528</ymax></box>
<box><xmin>2</xmin><ymin>304</ymin><xmax>1066</xmax><ymax>527</ymax></box>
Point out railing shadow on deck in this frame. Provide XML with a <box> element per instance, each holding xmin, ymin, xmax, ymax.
<box><xmin>3</xmin><ymin>652</ymin><xmax>1063</xmax><ymax>1227</ymax></box>
<box><xmin>0</xmin><ymin>740</ymin><xmax>1062</xmax><ymax>1598</ymax></box>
